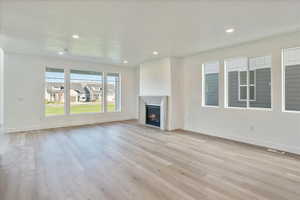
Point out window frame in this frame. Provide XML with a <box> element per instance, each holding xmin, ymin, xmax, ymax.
<box><xmin>201</xmin><ymin>61</ymin><xmax>220</xmax><ymax>108</ymax></box>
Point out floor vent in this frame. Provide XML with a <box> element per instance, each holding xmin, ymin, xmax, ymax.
<box><xmin>267</xmin><ymin>148</ymin><xmax>286</xmax><ymax>155</ymax></box>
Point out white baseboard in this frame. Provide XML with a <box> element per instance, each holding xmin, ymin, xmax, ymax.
<box><xmin>5</xmin><ymin>117</ymin><xmax>137</xmax><ymax>133</ymax></box>
<box><xmin>183</xmin><ymin>127</ymin><xmax>300</xmax><ymax>155</ymax></box>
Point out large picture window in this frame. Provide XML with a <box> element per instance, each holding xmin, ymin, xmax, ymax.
<box><xmin>45</xmin><ymin>68</ymin><xmax>65</xmax><ymax>116</ymax></box>
<box><xmin>70</xmin><ymin>70</ymin><xmax>104</xmax><ymax>114</ymax></box>
<box><xmin>106</xmin><ymin>73</ymin><xmax>121</xmax><ymax>112</ymax></box>
<box><xmin>202</xmin><ymin>61</ymin><xmax>219</xmax><ymax>106</ymax></box>
<box><xmin>225</xmin><ymin>56</ymin><xmax>271</xmax><ymax>109</ymax></box>
<box><xmin>44</xmin><ymin>68</ymin><xmax>121</xmax><ymax>116</ymax></box>
<box><xmin>283</xmin><ymin>47</ymin><xmax>300</xmax><ymax>112</ymax></box>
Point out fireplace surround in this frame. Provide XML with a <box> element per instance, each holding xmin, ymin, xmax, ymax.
<box><xmin>139</xmin><ymin>96</ymin><xmax>168</xmax><ymax>130</ymax></box>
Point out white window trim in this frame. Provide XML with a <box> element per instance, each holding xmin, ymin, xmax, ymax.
<box><xmin>202</xmin><ymin>62</ymin><xmax>220</xmax><ymax>108</ymax></box>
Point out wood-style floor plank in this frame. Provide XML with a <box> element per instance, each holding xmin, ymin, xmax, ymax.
<box><xmin>1</xmin><ymin>121</ymin><xmax>300</xmax><ymax>200</ymax></box>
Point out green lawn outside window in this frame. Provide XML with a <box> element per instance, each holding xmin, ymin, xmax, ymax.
<box><xmin>46</xmin><ymin>103</ymin><xmax>117</xmax><ymax>116</ymax></box>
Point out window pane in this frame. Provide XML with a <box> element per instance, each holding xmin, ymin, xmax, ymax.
<box><xmin>203</xmin><ymin>62</ymin><xmax>219</xmax><ymax>106</ymax></box>
<box><xmin>285</xmin><ymin>65</ymin><xmax>300</xmax><ymax>111</ymax></box>
<box><xmin>283</xmin><ymin>47</ymin><xmax>300</xmax><ymax>111</ymax></box>
<box><xmin>240</xmin><ymin>86</ymin><xmax>247</xmax><ymax>100</ymax></box>
<box><xmin>106</xmin><ymin>73</ymin><xmax>120</xmax><ymax>112</ymax></box>
<box><xmin>239</xmin><ymin>71</ymin><xmax>247</xmax><ymax>85</ymax></box>
<box><xmin>249</xmin><ymin>71</ymin><xmax>255</xmax><ymax>85</ymax></box>
<box><xmin>226</xmin><ymin>58</ymin><xmax>247</xmax><ymax>108</ymax></box>
<box><xmin>249</xmin><ymin>56</ymin><xmax>271</xmax><ymax>109</ymax></box>
<box><xmin>249</xmin><ymin>85</ymin><xmax>255</xmax><ymax>100</ymax></box>
<box><xmin>70</xmin><ymin>70</ymin><xmax>103</xmax><ymax>114</ymax></box>
<box><xmin>45</xmin><ymin>68</ymin><xmax>65</xmax><ymax>116</ymax></box>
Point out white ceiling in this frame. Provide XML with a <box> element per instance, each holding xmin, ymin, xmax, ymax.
<box><xmin>1</xmin><ymin>0</ymin><xmax>300</xmax><ymax>67</ymax></box>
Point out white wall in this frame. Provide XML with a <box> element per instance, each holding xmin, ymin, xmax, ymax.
<box><xmin>183</xmin><ymin>31</ymin><xmax>300</xmax><ymax>154</ymax></box>
<box><xmin>139</xmin><ymin>58</ymin><xmax>171</xmax><ymax>96</ymax></box>
<box><xmin>3</xmin><ymin>52</ymin><xmax>138</xmax><ymax>132</ymax></box>
<box><xmin>169</xmin><ymin>57</ymin><xmax>184</xmax><ymax>130</ymax></box>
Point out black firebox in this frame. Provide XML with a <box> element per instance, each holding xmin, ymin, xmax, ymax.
<box><xmin>145</xmin><ymin>105</ymin><xmax>161</xmax><ymax>127</ymax></box>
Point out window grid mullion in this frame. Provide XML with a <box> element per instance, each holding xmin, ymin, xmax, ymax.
<box><xmin>103</xmin><ymin>73</ymin><xmax>108</xmax><ymax>113</ymax></box>
<box><xmin>246</xmin><ymin>59</ymin><xmax>250</xmax><ymax>108</ymax></box>
<box><xmin>65</xmin><ymin>69</ymin><xmax>70</xmax><ymax>115</ymax></box>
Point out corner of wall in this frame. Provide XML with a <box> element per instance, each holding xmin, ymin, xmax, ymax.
<box><xmin>0</xmin><ymin>48</ymin><xmax>4</xmax><ymax>134</ymax></box>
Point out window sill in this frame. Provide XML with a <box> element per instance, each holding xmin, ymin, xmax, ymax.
<box><xmin>224</xmin><ymin>106</ymin><xmax>248</xmax><ymax>110</ymax></box>
<box><xmin>247</xmin><ymin>107</ymin><xmax>272</xmax><ymax>112</ymax></box>
<box><xmin>70</xmin><ymin>112</ymin><xmax>105</xmax><ymax>116</ymax></box>
<box><xmin>202</xmin><ymin>105</ymin><xmax>220</xmax><ymax>109</ymax></box>
<box><xmin>224</xmin><ymin>107</ymin><xmax>272</xmax><ymax>112</ymax></box>
<box><xmin>282</xmin><ymin>110</ymin><xmax>300</xmax><ymax>114</ymax></box>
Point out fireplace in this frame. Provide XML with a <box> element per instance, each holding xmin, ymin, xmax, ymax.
<box><xmin>145</xmin><ymin>105</ymin><xmax>161</xmax><ymax>127</ymax></box>
<box><xmin>139</xmin><ymin>96</ymin><xmax>167</xmax><ymax>130</ymax></box>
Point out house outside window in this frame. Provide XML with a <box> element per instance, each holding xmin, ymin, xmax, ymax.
<box><xmin>45</xmin><ymin>68</ymin><xmax>65</xmax><ymax>116</ymax></box>
<box><xmin>106</xmin><ymin>73</ymin><xmax>121</xmax><ymax>112</ymax></box>
<box><xmin>283</xmin><ymin>47</ymin><xmax>300</xmax><ymax>112</ymax></box>
<box><xmin>70</xmin><ymin>70</ymin><xmax>104</xmax><ymax>114</ymax></box>
<box><xmin>202</xmin><ymin>61</ymin><xmax>219</xmax><ymax>107</ymax></box>
<box><xmin>225</xmin><ymin>56</ymin><xmax>271</xmax><ymax>109</ymax></box>
<box><xmin>44</xmin><ymin>68</ymin><xmax>121</xmax><ymax>116</ymax></box>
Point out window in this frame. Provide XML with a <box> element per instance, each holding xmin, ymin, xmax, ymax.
<box><xmin>106</xmin><ymin>73</ymin><xmax>121</xmax><ymax>112</ymax></box>
<box><xmin>202</xmin><ymin>61</ymin><xmax>219</xmax><ymax>106</ymax></box>
<box><xmin>44</xmin><ymin>68</ymin><xmax>121</xmax><ymax>116</ymax></box>
<box><xmin>70</xmin><ymin>70</ymin><xmax>104</xmax><ymax>114</ymax></box>
<box><xmin>45</xmin><ymin>68</ymin><xmax>65</xmax><ymax>116</ymax></box>
<box><xmin>283</xmin><ymin>47</ymin><xmax>300</xmax><ymax>112</ymax></box>
<box><xmin>225</xmin><ymin>56</ymin><xmax>271</xmax><ymax>109</ymax></box>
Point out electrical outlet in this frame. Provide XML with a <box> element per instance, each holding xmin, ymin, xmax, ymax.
<box><xmin>250</xmin><ymin>125</ymin><xmax>255</xmax><ymax>131</ymax></box>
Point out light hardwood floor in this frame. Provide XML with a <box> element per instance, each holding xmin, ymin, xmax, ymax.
<box><xmin>1</xmin><ymin>121</ymin><xmax>300</xmax><ymax>200</ymax></box>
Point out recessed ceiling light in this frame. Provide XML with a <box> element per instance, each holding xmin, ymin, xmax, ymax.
<box><xmin>226</xmin><ymin>28</ymin><xmax>235</xmax><ymax>33</ymax></box>
<box><xmin>153</xmin><ymin>51</ymin><xmax>159</xmax><ymax>55</ymax></box>
<box><xmin>58</xmin><ymin>51</ymin><xmax>65</xmax><ymax>55</ymax></box>
<box><xmin>123</xmin><ymin>60</ymin><xmax>128</xmax><ymax>64</ymax></box>
<box><xmin>72</xmin><ymin>34</ymin><xmax>80</xmax><ymax>39</ymax></box>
